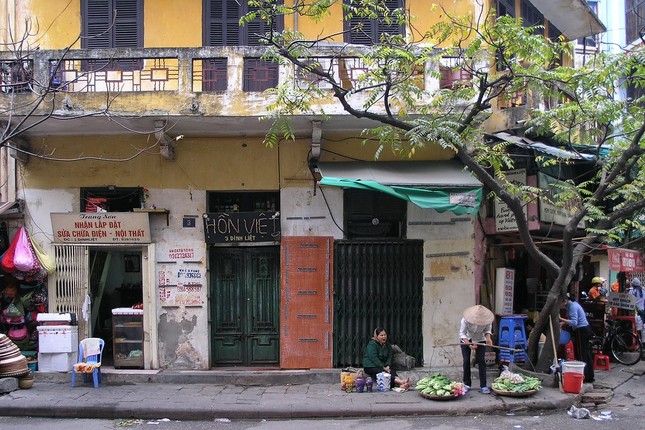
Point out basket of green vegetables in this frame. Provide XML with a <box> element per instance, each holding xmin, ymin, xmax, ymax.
<box><xmin>491</xmin><ymin>369</ymin><xmax>542</xmax><ymax>397</ymax></box>
<box><xmin>416</xmin><ymin>374</ymin><xmax>466</xmax><ymax>400</ymax></box>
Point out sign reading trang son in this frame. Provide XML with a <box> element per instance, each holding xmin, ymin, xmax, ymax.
<box><xmin>51</xmin><ymin>212</ymin><xmax>151</xmax><ymax>243</ymax></box>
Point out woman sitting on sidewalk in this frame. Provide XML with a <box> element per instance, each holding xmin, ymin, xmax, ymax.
<box><xmin>363</xmin><ymin>327</ymin><xmax>410</xmax><ymax>391</ymax></box>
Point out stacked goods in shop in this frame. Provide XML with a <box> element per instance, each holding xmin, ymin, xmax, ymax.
<box><xmin>0</xmin><ymin>334</ymin><xmax>30</xmax><ymax>378</ymax></box>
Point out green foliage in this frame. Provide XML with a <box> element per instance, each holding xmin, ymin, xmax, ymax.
<box><xmin>244</xmin><ymin>0</ymin><xmax>645</xmax><ymax>257</ymax></box>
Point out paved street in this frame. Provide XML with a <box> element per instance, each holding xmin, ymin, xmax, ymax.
<box><xmin>0</xmin><ymin>361</ymin><xmax>643</xmax><ymax>422</ymax></box>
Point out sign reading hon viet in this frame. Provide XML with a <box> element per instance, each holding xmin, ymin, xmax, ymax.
<box><xmin>203</xmin><ymin>211</ymin><xmax>280</xmax><ymax>244</ymax></box>
<box><xmin>51</xmin><ymin>212</ymin><xmax>151</xmax><ymax>243</ymax></box>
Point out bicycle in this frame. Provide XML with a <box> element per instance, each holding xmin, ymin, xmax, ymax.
<box><xmin>590</xmin><ymin>318</ymin><xmax>642</xmax><ymax>365</ymax></box>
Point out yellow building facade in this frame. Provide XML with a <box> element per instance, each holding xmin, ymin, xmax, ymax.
<box><xmin>0</xmin><ymin>1</ymin><xmax>602</xmax><ymax>371</ymax></box>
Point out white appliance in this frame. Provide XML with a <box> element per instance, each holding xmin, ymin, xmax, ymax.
<box><xmin>36</xmin><ymin>313</ymin><xmax>78</xmax><ymax>372</ymax></box>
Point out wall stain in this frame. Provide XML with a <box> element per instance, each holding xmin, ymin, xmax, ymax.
<box><xmin>158</xmin><ymin>312</ymin><xmax>203</xmax><ymax>369</ymax></box>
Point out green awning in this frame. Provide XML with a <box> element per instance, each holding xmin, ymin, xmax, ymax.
<box><xmin>317</xmin><ymin>161</ymin><xmax>482</xmax><ymax>216</ymax></box>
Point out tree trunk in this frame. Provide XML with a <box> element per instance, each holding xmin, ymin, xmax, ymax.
<box><xmin>525</xmin><ymin>284</ymin><xmax>565</xmax><ymax>372</ymax></box>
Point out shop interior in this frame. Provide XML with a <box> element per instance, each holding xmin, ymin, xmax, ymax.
<box><xmin>89</xmin><ymin>249</ymin><xmax>143</xmax><ymax>366</ymax></box>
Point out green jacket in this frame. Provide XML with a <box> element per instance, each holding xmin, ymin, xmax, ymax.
<box><xmin>363</xmin><ymin>339</ymin><xmax>393</xmax><ymax>368</ymax></box>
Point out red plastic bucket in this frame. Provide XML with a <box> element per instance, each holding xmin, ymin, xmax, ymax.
<box><xmin>563</xmin><ymin>373</ymin><xmax>584</xmax><ymax>394</ymax></box>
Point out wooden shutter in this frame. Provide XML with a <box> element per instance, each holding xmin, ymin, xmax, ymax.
<box><xmin>204</xmin><ymin>0</ymin><xmax>283</xmax><ymax>46</ymax></box>
<box><xmin>204</xmin><ymin>0</ymin><xmax>241</xmax><ymax>46</ymax></box>
<box><xmin>114</xmin><ymin>0</ymin><xmax>142</xmax><ymax>48</ymax></box>
<box><xmin>344</xmin><ymin>0</ymin><xmax>403</xmax><ymax>45</ymax></box>
<box><xmin>83</xmin><ymin>0</ymin><xmax>112</xmax><ymax>49</ymax></box>
<box><xmin>83</xmin><ymin>0</ymin><xmax>142</xmax><ymax>49</ymax></box>
<box><xmin>378</xmin><ymin>0</ymin><xmax>403</xmax><ymax>38</ymax></box>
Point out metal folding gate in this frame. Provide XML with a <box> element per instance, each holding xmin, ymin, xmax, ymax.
<box><xmin>333</xmin><ymin>240</ymin><xmax>423</xmax><ymax>367</ymax></box>
<box><xmin>52</xmin><ymin>244</ymin><xmax>89</xmax><ymax>338</ymax></box>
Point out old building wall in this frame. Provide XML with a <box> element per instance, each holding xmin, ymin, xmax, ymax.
<box><xmin>407</xmin><ymin>203</ymin><xmax>476</xmax><ymax>367</ymax></box>
<box><xmin>18</xmin><ymin>134</ymin><xmax>283</xmax><ymax>369</ymax></box>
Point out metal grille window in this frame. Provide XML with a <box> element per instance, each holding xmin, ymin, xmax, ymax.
<box><xmin>343</xmin><ymin>0</ymin><xmax>405</xmax><ymax>45</ymax></box>
<box><xmin>1</xmin><ymin>61</ymin><xmax>32</xmax><ymax>94</ymax></box>
<box><xmin>626</xmin><ymin>0</ymin><xmax>645</xmax><ymax>44</ymax></box>
<box><xmin>197</xmin><ymin>58</ymin><xmax>228</xmax><ymax>92</ymax></box>
<box><xmin>203</xmin><ymin>0</ymin><xmax>284</xmax><ymax>46</ymax></box>
<box><xmin>81</xmin><ymin>0</ymin><xmax>143</xmax><ymax>70</ymax></box>
<box><xmin>243</xmin><ymin>58</ymin><xmax>279</xmax><ymax>92</ymax></box>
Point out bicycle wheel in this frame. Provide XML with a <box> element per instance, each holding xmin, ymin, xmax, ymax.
<box><xmin>610</xmin><ymin>331</ymin><xmax>642</xmax><ymax>365</ymax></box>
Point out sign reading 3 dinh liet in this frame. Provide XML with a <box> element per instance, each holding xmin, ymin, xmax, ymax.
<box><xmin>51</xmin><ymin>212</ymin><xmax>151</xmax><ymax>243</ymax></box>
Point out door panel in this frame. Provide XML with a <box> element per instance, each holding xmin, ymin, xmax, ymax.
<box><xmin>333</xmin><ymin>240</ymin><xmax>424</xmax><ymax>367</ymax></box>
<box><xmin>280</xmin><ymin>237</ymin><xmax>333</xmax><ymax>369</ymax></box>
<box><xmin>211</xmin><ymin>249</ymin><xmax>244</xmax><ymax>365</ymax></box>
<box><xmin>246</xmin><ymin>248</ymin><xmax>280</xmax><ymax>364</ymax></box>
<box><xmin>210</xmin><ymin>247</ymin><xmax>279</xmax><ymax>366</ymax></box>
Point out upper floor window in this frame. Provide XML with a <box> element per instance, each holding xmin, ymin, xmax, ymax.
<box><xmin>626</xmin><ymin>0</ymin><xmax>645</xmax><ymax>44</ymax></box>
<box><xmin>81</xmin><ymin>0</ymin><xmax>143</xmax><ymax>70</ymax></box>
<box><xmin>343</xmin><ymin>0</ymin><xmax>405</xmax><ymax>45</ymax></box>
<box><xmin>577</xmin><ymin>1</ymin><xmax>599</xmax><ymax>47</ymax></box>
<box><xmin>344</xmin><ymin>189</ymin><xmax>406</xmax><ymax>239</ymax></box>
<box><xmin>203</xmin><ymin>0</ymin><xmax>283</xmax><ymax>46</ymax></box>
<box><xmin>520</xmin><ymin>0</ymin><xmax>544</xmax><ymax>35</ymax></box>
<box><xmin>82</xmin><ymin>0</ymin><xmax>143</xmax><ymax>49</ymax></box>
<box><xmin>496</xmin><ymin>0</ymin><xmax>516</xmax><ymax>17</ymax></box>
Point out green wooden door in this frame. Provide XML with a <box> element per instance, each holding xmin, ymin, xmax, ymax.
<box><xmin>210</xmin><ymin>247</ymin><xmax>279</xmax><ymax>366</ymax></box>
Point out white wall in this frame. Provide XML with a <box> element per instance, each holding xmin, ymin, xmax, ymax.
<box><xmin>280</xmin><ymin>186</ymin><xmax>344</xmax><ymax>239</ymax></box>
<box><xmin>407</xmin><ymin>203</ymin><xmax>477</xmax><ymax>367</ymax></box>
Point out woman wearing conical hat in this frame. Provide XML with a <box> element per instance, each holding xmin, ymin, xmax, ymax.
<box><xmin>459</xmin><ymin>305</ymin><xmax>494</xmax><ymax>394</ymax></box>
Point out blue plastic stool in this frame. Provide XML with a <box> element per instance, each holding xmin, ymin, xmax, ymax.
<box><xmin>498</xmin><ymin>315</ymin><xmax>528</xmax><ymax>363</ymax></box>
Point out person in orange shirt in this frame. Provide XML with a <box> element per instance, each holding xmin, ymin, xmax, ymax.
<box><xmin>588</xmin><ymin>277</ymin><xmax>606</xmax><ymax>300</ymax></box>
<box><xmin>611</xmin><ymin>281</ymin><xmax>620</xmax><ymax>293</ymax></box>
<box><xmin>610</xmin><ymin>280</ymin><xmax>621</xmax><ymax>315</ymax></box>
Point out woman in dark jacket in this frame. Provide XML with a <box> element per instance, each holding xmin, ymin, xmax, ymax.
<box><xmin>363</xmin><ymin>327</ymin><xmax>410</xmax><ymax>390</ymax></box>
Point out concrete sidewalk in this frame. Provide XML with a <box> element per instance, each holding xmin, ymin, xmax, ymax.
<box><xmin>0</xmin><ymin>362</ymin><xmax>642</xmax><ymax>421</ymax></box>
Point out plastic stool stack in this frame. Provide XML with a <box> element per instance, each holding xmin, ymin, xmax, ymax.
<box><xmin>498</xmin><ymin>315</ymin><xmax>528</xmax><ymax>364</ymax></box>
<box><xmin>593</xmin><ymin>354</ymin><xmax>610</xmax><ymax>371</ymax></box>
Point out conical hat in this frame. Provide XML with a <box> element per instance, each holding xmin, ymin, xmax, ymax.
<box><xmin>463</xmin><ymin>305</ymin><xmax>494</xmax><ymax>325</ymax></box>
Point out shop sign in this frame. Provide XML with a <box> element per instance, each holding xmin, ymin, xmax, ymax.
<box><xmin>607</xmin><ymin>292</ymin><xmax>637</xmax><ymax>310</ymax></box>
<box><xmin>608</xmin><ymin>247</ymin><xmax>644</xmax><ymax>272</ymax></box>
<box><xmin>494</xmin><ymin>169</ymin><xmax>527</xmax><ymax>232</ymax></box>
<box><xmin>203</xmin><ymin>211</ymin><xmax>280</xmax><ymax>244</ymax></box>
<box><xmin>51</xmin><ymin>212</ymin><xmax>151</xmax><ymax>243</ymax></box>
<box><xmin>537</xmin><ymin>172</ymin><xmax>585</xmax><ymax>227</ymax></box>
<box><xmin>495</xmin><ymin>267</ymin><xmax>515</xmax><ymax>315</ymax></box>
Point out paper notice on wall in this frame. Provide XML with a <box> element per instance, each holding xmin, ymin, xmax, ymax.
<box><xmin>159</xmin><ymin>283</ymin><xmax>203</xmax><ymax>307</ymax></box>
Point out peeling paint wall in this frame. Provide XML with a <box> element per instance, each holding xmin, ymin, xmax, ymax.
<box><xmin>407</xmin><ymin>204</ymin><xmax>476</xmax><ymax>367</ymax></box>
<box><xmin>158</xmin><ymin>310</ymin><xmax>204</xmax><ymax>369</ymax></box>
